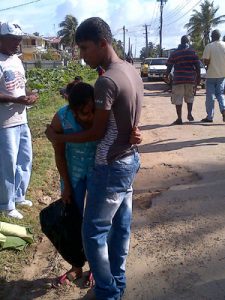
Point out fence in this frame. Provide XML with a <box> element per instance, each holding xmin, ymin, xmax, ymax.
<box><xmin>23</xmin><ymin>60</ymin><xmax>63</xmax><ymax>71</ymax></box>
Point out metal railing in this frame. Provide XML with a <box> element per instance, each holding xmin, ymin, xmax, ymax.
<box><xmin>23</xmin><ymin>60</ymin><xmax>63</xmax><ymax>70</ymax></box>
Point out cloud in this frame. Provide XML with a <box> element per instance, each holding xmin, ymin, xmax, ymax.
<box><xmin>2</xmin><ymin>0</ymin><xmax>225</xmax><ymax>55</ymax></box>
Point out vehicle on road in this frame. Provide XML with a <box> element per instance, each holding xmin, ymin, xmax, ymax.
<box><xmin>147</xmin><ymin>58</ymin><xmax>168</xmax><ymax>81</ymax></box>
<box><xmin>140</xmin><ymin>58</ymin><xmax>152</xmax><ymax>77</ymax></box>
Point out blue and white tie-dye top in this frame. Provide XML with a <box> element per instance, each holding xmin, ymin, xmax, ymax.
<box><xmin>57</xmin><ymin>105</ymin><xmax>97</xmax><ymax>189</ymax></box>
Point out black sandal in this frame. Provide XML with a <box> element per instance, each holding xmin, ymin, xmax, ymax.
<box><xmin>172</xmin><ymin>118</ymin><xmax>183</xmax><ymax>125</ymax></box>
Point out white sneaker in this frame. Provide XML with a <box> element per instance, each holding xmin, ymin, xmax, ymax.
<box><xmin>7</xmin><ymin>209</ymin><xmax>23</xmax><ymax>219</ymax></box>
<box><xmin>16</xmin><ymin>199</ymin><xmax>33</xmax><ymax>207</ymax></box>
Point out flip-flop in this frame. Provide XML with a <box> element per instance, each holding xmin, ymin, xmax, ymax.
<box><xmin>52</xmin><ymin>273</ymin><xmax>70</xmax><ymax>288</ymax></box>
<box><xmin>187</xmin><ymin>115</ymin><xmax>194</xmax><ymax>121</ymax></box>
<box><xmin>83</xmin><ymin>271</ymin><xmax>95</xmax><ymax>288</ymax></box>
<box><xmin>52</xmin><ymin>271</ymin><xmax>82</xmax><ymax>288</ymax></box>
<box><xmin>172</xmin><ymin>118</ymin><xmax>183</xmax><ymax>125</ymax></box>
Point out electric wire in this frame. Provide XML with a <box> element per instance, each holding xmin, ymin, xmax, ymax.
<box><xmin>0</xmin><ymin>0</ymin><xmax>41</xmax><ymax>12</ymax></box>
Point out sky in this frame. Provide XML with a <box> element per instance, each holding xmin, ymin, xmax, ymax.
<box><xmin>1</xmin><ymin>0</ymin><xmax>225</xmax><ymax>57</ymax></box>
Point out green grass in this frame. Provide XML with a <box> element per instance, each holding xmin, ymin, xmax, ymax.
<box><xmin>0</xmin><ymin>91</ymin><xmax>66</xmax><ymax>279</ymax></box>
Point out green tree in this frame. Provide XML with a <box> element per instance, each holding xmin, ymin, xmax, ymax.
<box><xmin>58</xmin><ymin>15</ymin><xmax>78</xmax><ymax>58</ymax></box>
<box><xmin>185</xmin><ymin>0</ymin><xmax>225</xmax><ymax>53</ymax></box>
<box><xmin>112</xmin><ymin>39</ymin><xmax>124</xmax><ymax>59</ymax></box>
<box><xmin>140</xmin><ymin>42</ymin><xmax>161</xmax><ymax>59</ymax></box>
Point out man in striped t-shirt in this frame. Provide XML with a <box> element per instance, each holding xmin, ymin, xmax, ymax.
<box><xmin>166</xmin><ymin>35</ymin><xmax>200</xmax><ymax>125</ymax></box>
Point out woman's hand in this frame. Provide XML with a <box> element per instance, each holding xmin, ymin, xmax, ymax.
<box><xmin>62</xmin><ymin>184</ymin><xmax>72</xmax><ymax>204</ymax></box>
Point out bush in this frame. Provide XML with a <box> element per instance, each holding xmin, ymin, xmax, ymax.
<box><xmin>26</xmin><ymin>62</ymin><xmax>97</xmax><ymax>92</ymax></box>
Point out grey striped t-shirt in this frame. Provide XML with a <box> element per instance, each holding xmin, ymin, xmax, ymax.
<box><xmin>94</xmin><ymin>60</ymin><xmax>143</xmax><ymax>165</ymax></box>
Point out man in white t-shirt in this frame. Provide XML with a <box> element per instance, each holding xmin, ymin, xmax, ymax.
<box><xmin>0</xmin><ymin>23</ymin><xmax>38</xmax><ymax>219</ymax></box>
<box><xmin>202</xmin><ymin>29</ymin><xmax>225</xmax><ymax>122</ymax></box>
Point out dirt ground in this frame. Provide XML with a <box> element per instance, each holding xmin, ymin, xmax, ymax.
<box><xmin>3</xmin><ymin>80</ymin><xmax>225</xmax><ymax>300</ymax></box>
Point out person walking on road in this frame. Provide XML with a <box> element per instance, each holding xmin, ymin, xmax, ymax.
<box><xmin>0</xmin><ymin>23</ymin><xmax>38</xmax><ymax>219</ymax></box>
<box><xmin>201</xmin><ymin>29</ymin><xmax>225</xmax><ymax>123</ymax></box>
<box><xmin>165</xmin><ymin>35</ymin><xmax>200</xmax><ymax>125</ymax></box>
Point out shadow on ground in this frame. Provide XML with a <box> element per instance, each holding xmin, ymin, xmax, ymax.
<box><xmin>0</xmin><ymin>271</ymin><xmax>90</xmax><ymax>300</ymax></box>
<box><xmin>139</xmin><ymin>136</ymin><xmax>225</xmax><ymax>153</ymax></box>
<box><xmin>0</xmin><ymin>277</ymin><xmax>52</xmax><ymax>300</ymax></box>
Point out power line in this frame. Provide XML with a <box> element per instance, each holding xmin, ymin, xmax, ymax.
<box><xmin>164</xmin><ymin>0</ymin><xmax>202</xmax><ymax>26</ymax></box>
<box><xmin>0</xmin><ymin>0</ymin><xmax>41</xmax><ymax>12</ymax></box>
<box><xmin>163</xmin><ymin>0</ymin><xmax>190</xmax><ymax>20</ymax></box>
<box><xmin>149</xmin><ymin>1</ymin><xmax>159</xmax><ymax>29</ymax></box>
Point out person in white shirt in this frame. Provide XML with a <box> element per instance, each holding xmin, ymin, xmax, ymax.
<box><xmin>202</xmin><ymin>29</ymin><xmax>225</xmax><ymax>122</ymax></box>
<box><xmin>0</xmin><ymin>22</ymin><xmax>38</xmax><ymax>219</ymax></box>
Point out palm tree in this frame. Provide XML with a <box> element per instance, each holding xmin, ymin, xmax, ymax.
<box><xmin>185</xmin><ymin>0</ymin><xmax>225</xmax><ymax>51</ymax></box>
<box><xmin>58</xmin><ymin>15</ymin><xmax>78</xmax><ymax>58</ymax></box>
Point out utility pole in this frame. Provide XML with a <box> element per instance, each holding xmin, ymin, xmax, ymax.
<box><xmin>123</xmin><ymin>25</ymin><xmax>126</xmax><ymax>60</ymax></box>
<box><xmin>134</xmin><ymin>37</ymin><xmax>137</xmax><ymax>58</ymax></box>
<box><xmin>128</xmin><ymin>37</ymin><xmax>131</xmax><ymax>55</ymax></box>
<box><xmin>157</xmin><ymin>0</ymin><xmax>167</xmax><ymax>57</ymax></box>
<box><xmin>144</xmin><ymin>24</ymin><xmax>149</xmax><ymax>58</ymax></box>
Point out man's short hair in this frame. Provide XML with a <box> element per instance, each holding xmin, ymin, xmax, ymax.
<box><xmin>75</xmin><ymin>17</ymin><xmax>112</xmax><ymax>44</ymax></box>
<box><xmin>211</xmin><ymin>29</ymin><xmax>221</xmax><ymax>40</ymax></box>
<box><xmin>181</xmin><ymin>35</ymin><xmax>190</xmax><ymax>45</ymax></box>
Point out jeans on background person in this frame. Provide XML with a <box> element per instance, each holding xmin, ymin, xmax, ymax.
<box><xmin>83</xmin><ymin>150</ymin><xmax>140</xmax><ymax>300</ymax></box>
<box><xmin>0</xmin><ymin>124</ymin><xmax>32</xmax><ymax>211</ymax></box>
<box><xmin>206</xmin><ymin>78</ymin><xmax>225</xmax><ymax>120</ymax></box>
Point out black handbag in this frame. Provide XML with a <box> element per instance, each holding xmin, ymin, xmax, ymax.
<box><xmin>39</xmin><ymin>199</ymin><xmax>86</xmax><ymax>268</ymax></box>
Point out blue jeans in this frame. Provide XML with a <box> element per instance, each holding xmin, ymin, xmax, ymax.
<box><xmin>83</xmin><ymin>151</ymin><xmax>140</xmax><ymax>300</ymax></box>
<box><xmin>0</xmin><ymin>124</ymin><xmax>32</xmax><ymax>211</ymax></box>
<box><xmin>206</xmin><ymin>78</ymin><xmax>225</xmax><ymax>120</ymax></box>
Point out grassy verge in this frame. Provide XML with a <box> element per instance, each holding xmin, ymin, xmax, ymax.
<box><xmin>0</xmin><ymin>91</ymin><xmax>66</xmax><ymax>280</ymax></box>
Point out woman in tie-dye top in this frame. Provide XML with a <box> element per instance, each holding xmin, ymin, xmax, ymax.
<box><xmin>50</xmin><ymin>82</ymin><xmax>97</xmax><ymax>286</ymax></box>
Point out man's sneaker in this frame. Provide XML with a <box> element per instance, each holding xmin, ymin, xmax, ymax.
<box><xmin>201</xmin><ymin>117</ymin><xmax>213</xmax><ymax>123</ymax></box>
<box><xmin>16</xmin><ymin>199</ymin><xmax>33</xmax><ymax>207</ymax></box>
<box><xmin>7</xmin><ymin>209</ymin><xmax>23</xmax><ymax>219</ymax></box>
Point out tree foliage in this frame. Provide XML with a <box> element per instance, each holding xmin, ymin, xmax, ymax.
<box><xmin>112</xmin><ymin>39</ymin><xmax>124</xmax><ymax>59</ymax></box>
<box><xmin>140</xmin><ymin>42</ymin><xmax>161</xmax><ymax>59</ymax></box>
<box><xmin>58</xmin><ymin>15</ymin><xmax>78</xmax><ymax>57</ymax></box>
<box><xmin>185</xmin><ymin>0</ymin><xmax>225</xmax><ymax>55</ymax></box>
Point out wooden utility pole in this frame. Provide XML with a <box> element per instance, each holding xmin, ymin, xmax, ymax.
<box><xmin>123</xmin><ymin>25</ymin><xmax>126</xmax><ymax>60</ymax></box>
<box><xmin>157</xmin><ymin>0</ymin><xmax>167</xmax><ymax>57</ymax></box>
<box><xmin>145</xmin><ymin>24</ymin><xmax>149</xmax><ymax>58</ymax></box>
<box><xmin>128</xmin><ymin>37</ymin><xmax>131</xmax><ymax>55</ymax></box>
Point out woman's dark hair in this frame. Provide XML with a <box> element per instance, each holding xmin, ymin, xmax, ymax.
<box><xmin>75</xmin><ymin>17</ymin><xmax>112</xmax><ymax>44</ymax></box>
<box><xmin>68</xmin><ymin>82</ymin><xmax>94</xmax><ymax>111</ymax></box>
<box><xmin>74</xmin><ymin>75</ymin><xmax>83</xmax><ymax>81</ymax></box>
<box><xmin>65</xmin><ymin>81</ymin><xmax>75</xmax><ymax>95</ymax></box>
